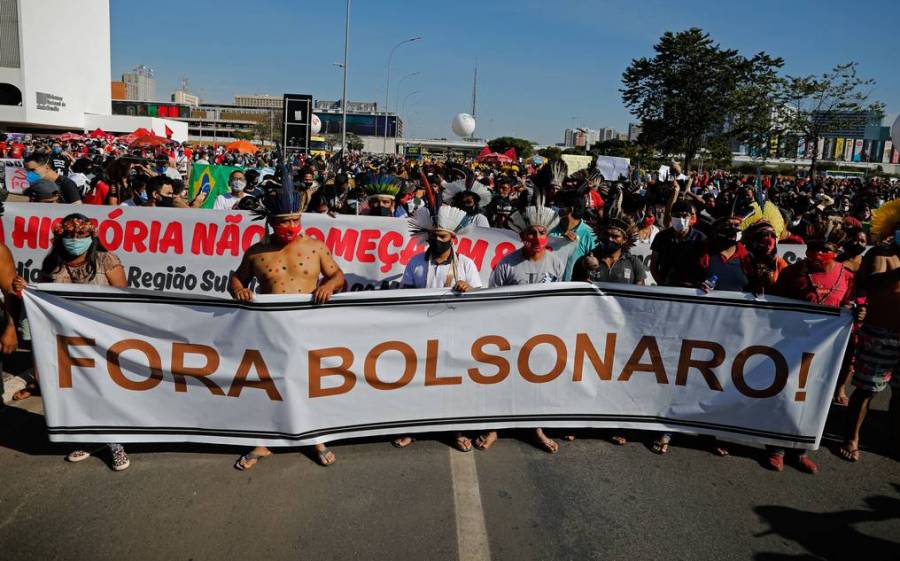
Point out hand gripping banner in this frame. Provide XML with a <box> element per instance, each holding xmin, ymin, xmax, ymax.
<box><xmin>25</xmin><ymin>283</ymin><xmax>851</xmax><ymax>450</ymax></box>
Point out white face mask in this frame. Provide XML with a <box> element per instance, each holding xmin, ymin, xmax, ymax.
<box><xmin>230</xmin><ymin>180</ymin><xmax>246</xmax><ymax>193</ymax></box>
<box><xmin>671</xmin><ymin>217</ymin><xmax>690</xmax><ymax>233</ymax></box>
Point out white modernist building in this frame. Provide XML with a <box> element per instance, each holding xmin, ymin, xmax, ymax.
<box><xmin>0</xmin><ymin>0</ymin><xmax>185</xmax><ymax>141</ymax></box>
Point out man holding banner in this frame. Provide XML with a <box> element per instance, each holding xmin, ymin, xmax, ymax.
<box><xmin>229</xmin><ymin>167</ymin><xmax>345</xmax><ymax>469</ymax></box>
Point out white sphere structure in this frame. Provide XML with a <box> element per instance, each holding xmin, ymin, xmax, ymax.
<box><xmin>892</xmin><ymin>114</ymin><xmax>900</xmax><ymax>148</ymax></box>
<box><xmin>451</xmin><ymin>113</ymin><xmax>476</xmax><ymax>137</ymax></box>
<box><xmin>310</xmin><ymin>114</ymin><xmax>322</xmax><ymax>135</ymax></box>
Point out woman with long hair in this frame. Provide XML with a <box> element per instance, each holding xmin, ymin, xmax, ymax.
<box><xmin>14</xmin><ymin>213</ymin><xmax>131</xmax><ymax>470</ymax></box>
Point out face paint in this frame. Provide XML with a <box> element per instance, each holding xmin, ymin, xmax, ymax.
<box><xmin>522</xmin><ymin>236</ymin><xmax>549</xmax><ymax>254</ymax></box>
<box><xmin>272</xmin><ymin>223</ymin><xmax>301</xmax><ymax>244</ymax></box>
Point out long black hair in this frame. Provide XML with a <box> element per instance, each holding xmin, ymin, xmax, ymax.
<box><xmin>40</xmin><ymin>213</ymin><xmax>108</xmax><ymax>282</ymax></box>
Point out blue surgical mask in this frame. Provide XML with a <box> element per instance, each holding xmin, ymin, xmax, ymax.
<box><xmin>52</xmin><ymin>147</ymin><xmax>62</xmax><ymax>154</ymax></box>
<box><xmin>62</xmin><ymin>237</ymin><xmax>92</xmax><ymax>256</ymax></box>
<box><xmin>26</xmin><ymin>171</ymin><xmax>42</xmax><ymax>184</ymax></box>
<box><xmin>138</xmin><ymin>191</ymin><xmax>148</xmax><ymax>202</ymax></box>
<box><xmin>895</xmin><ymin>230</ymin><xmax>900</xmax><ymax>245</ymax></box>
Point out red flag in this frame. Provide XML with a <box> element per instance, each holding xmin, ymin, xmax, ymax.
<box><xmin>477</xmin><ymin>146</ymin><xmax>491</xmax><ymax>158</ymax></box>
<box><xmin>164</xmin><ymin>125</ymin><xmax>173</xmax><ymax>139</ymax></box>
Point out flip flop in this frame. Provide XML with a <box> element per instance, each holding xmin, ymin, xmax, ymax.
<box><xmin>234</xmin><ymin>450</ymin><xmax>272</xmax><ymax>471</ymax></box>
<box><xmin>317</xmin><ymin>447</ymin><xmax>336</xmax><ymax>467</ymax></box>
<box><xmin>454</xmin><ymin>435</ymin><xmax>473</xmax><ymax>453</ymax></box>
<box><xmin>838</xmin><ymin>445</ymin><xmax>861</xmax><ymax>463</ymax></box>
<box><xmin>652</xmin><ymin>436</ymin><xmax>670</xmax><ymax>455</ymax></box>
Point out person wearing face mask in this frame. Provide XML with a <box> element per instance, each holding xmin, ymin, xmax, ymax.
<box><xmin>550</xmin><ymin>188</ymin><xmax>597</xmax><ymax>281</ymax></box>
<box><xmin>24</xmin><ymin>151</ymin><xmax>81</xmax><ymax>204</ymax></box>
<box><xmin>742</xmin><ymin>220</ymin><xmax>788</xmax><ymax>295</ymax></box>
<box><xmin>832</xmin><ymin>226</ymin><xmax>870</xmax><ymax>406</ymax></box>
<box><xmin>213</xmin><ymin>170</ymin><xmax>248</xmax><ymax>210</ymax></box>
<box><xmin>392</xmin><ymin>205</ymin><xmax>483</xmax><ymax>452</ymax></box>
<box><xmin>768</xmin><ymin>221</ymin><xmax>856</xmax><ymax>474</ymax></box>
<box><xmin>698</xmin><ymin>216</ymin><xmax>752</xmax><ymax>293</ymax></box>
<box><xmin>119</xmin><ymin>173</ymin><xmax>151</xmax><ymax>207</ymax></box>
<box><xmin>154</xmin><ymin>154</ymin><xmax>182</xmax><ymax>181</ymax></box>
<box><xmin>837</xmin><ymin>227</ymin><xmax>868</xmax><ymax>274</ymax></box>
<box><xmin>650</xmin><ymin>200</ymin><xmax>706</xmax><ymax>287</ymax></box>
<box><xmin>362</xmin><ymin>174</ymin><xmax>403</xmax><ymax>217</ymax></box>
<box><xmin>442</xmin><ymin>176</ymin><xmax>492</xmax><ymax>228</ymax></box>
<box><xmin>229</xmin><ymin>164</ymin><xmax>345</xmax><ymax>470</ymax></box>
<box><xmin>478</xmin><ymin>202</ymin><xmax>565</xmax><ymax>454</ymax></box>
<box><xmin>634</xmin><ymin>212</ymin><xmax>659</xmax><ymax>246</ymax></box>
<box><xmin>49</xmin><ymin>142</ymin><xmax>72</xmax><ymax>175</ymax></box>
<box><xmin>13</xmin><ymin>214</ymin><xmax>129</xmax><ymax>470</ymax></box>
<box><xmin>143</xmin><ymin>175</ymin><xmax>178</xmax><ymax>208</ymax></box>
<box><xmin>298</xmin><ymin>167</ymin><xmax>319</xmax><ymax>193</ymax></box>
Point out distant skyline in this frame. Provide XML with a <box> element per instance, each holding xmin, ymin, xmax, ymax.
<box><xmin>110</xmin><ymin>0</ymin><xmax>899</xmax><ymax>144</ymax></box>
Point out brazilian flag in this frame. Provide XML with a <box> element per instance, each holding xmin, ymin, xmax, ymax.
<box><xmin>188</xmin><ymin>164</ymin><xmax>243</xmax><ymax>209</ymax></box>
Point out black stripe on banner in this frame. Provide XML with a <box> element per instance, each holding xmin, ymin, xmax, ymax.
<box><xmin>46</xmin><ymin>414</ymin><xmax>817</xmax><ymax>444</ymax></box>
<box><xmin>36</xmin><ymin>284</ymin><xmax>841</xmax><ymax>316</ymax></box>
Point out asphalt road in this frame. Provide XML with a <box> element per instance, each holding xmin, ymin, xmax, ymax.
<box><xmin>0</xmin><ymin>392</ymin><xmax>898</xmax><ymax>561</ymax></box>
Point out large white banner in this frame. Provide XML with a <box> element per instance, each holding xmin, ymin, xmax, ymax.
<box><xmin>1</xmin><ymin>203</ymin><xmax>549</xmax><ymax>297</ymax></box>
<box><xmin>25</xmin><ymin>283</ymin><xmax>852</xmax><ymax>450</ymax></box>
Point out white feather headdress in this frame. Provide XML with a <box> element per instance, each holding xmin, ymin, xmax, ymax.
<box><xmin>508</xmin><ymin>205</ymin><xmax>560</xmax><ymax>233</ymax></box>
<box><xmin>442</xmin><ymin>179</ymin><xmax>492</xmax><ymax>205</ymax></box>
<box><xmin>408</xmin><ymin>206</ymin><xmax>473</xmax><ymax>239</ymax></box>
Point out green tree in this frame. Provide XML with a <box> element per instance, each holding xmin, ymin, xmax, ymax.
<box><xmin>561</xmin><ymin>147</ymin><xmax>587</xmax><ymax>156</ymax></box>
<box><xmin>621</xmin><ymin>28</ymin><xmax>783</xmax><ymax>170</ymax></box>
<box><xmin>589</xmin><ymin>139</ymin><xmax>632</xmax><ymax>158</ymax></box>
<box><xmin>487</xmin><ymin>136</ymin><xmax>534</xmax><ymax>160</ymax></box>
<box><xmin>537</xmin><ymin>146</ymin><xmax>562</xmax><ymax>160</ymax></box>
<box><xmin>325</xmin><ymin>132</ymin><xmax>363</xmax><ymax>151</ymax></box>
<box><xmin>773</xmin><ymin>62</ymin><xmax>884</xmax><ymax>176</ymax></box>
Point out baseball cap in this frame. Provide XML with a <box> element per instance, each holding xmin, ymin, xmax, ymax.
<box><xmin>25</xmin><ymin>179</ymin><xmax>60</xmax><ymax>199</ymax></box>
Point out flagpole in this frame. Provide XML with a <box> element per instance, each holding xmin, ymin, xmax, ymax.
<box><xmin>341</xmin><ymin>0</ymin><xmax>351</xmax><ymax>157</ymax></box>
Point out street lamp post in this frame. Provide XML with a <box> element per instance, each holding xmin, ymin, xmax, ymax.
<box><xmin>397</xmin><ymin>90</ymin><xmax>421</xmax><ymax>150</ymax></box>
<box><xmin>340</xmin><ymin>0</ymin><xmax>351</xmax><ymax>156</ymax></box>
<box><xmin>383</xmin><ymin>36</ymin><xmax>421</xmax><ymax>155</ymax></box>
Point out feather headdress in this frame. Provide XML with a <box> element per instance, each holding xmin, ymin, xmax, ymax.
<box><xmin>251</xmin><ymin>163</ymin><xmax>305</xmax><ymax>221</ymax></box>
<box><xmin>364</xmin><ymin>174</ymin><xmax>403</xmax><ymax>199</ymax></box>
<box><xmin>408</xmin><ymin>206</ymin><xmax>473</xmax><ymax>240</ymax></box>
<box><xmin>596</xmin><ymin>216</ymin><xmax>638</xmax><ymax>251</ymax></box>
<box><xmin>442</xmin><ymin>179</ymin><xmax>492</xmax><ymax>205</ymax></box>
<box><xmin>870</xmin><ymin>198</ymin><xmax>900</xmax><ymax>243</ymax></box>
<box><xmin>740</xmin><ymin>200</ymin><xmax>787</xmax><ymax>240</ymax></box>
<box><xmin>508</xmin><ymin>205</ymin><xmax>560</xmax><ymax>233</ymax></box>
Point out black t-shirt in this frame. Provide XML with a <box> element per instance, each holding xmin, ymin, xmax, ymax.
<box><xmin>55</xmin><ymin>175</ymin><xmax>82</xmax><ymax>203</ymax></box>
<box><xmin>650</xmin><ymin>227</ymin><xmax>707</xmax><ymax>286</ymax></box>
<box><xmin>49</xmin><ymin>154</ymin><xmax>69</xmax><ymax>174</ymax></box>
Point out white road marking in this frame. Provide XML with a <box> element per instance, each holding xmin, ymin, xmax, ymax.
<box><xmin>449</xmin><ymin>448</ymin><xmax>492</xmax><ymax>561</ymax></box>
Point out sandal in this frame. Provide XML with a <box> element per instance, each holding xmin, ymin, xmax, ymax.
<box><xmin>474</xmin><ymin>432</ymin><xmax>497</xmax><ymax>451</ymax></box>
<box><xmin>234</xmin><ymin>449</ymin><xmax>272</xmax><ymax>471</ymax></box>
<box><xmin>652</xmin><ymin>435</ymin><xmax>670</xmax><ymax>455</ymax></box>
<box><xmin>454</xmin><ymin>434</ymin><xmax>473</xmax><ymax>453</ymax></box>
<box><xmin>838</xmin><ymin>444</ymin><xmax>861</xmax><ymax>463</ymax></box>
<box><xmin>767</xmin><ymin>453</ymin><xmax>785</xmax><ymax>472</ymax></box>
<box><xmin>832</xmin><ymin>394</ymin><xmax>849</xmax><ymax>407</ymax></box>
<box><xmin>316</xmin><ymin>447</ymin><xmax>336</xmax><ymax>467</ymax></box>
<box><xmin>713</xmin><ymin>446</ymin><xmax>730</xmax><ymax>457</ymax></box>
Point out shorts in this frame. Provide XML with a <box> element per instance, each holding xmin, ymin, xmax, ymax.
<box><xmin>852</xmin><ymin>323</ymin><xmax>900</xmax><ymax>393</ymax></box>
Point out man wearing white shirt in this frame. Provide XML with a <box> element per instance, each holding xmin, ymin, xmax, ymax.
<box><xmin>213</xmin><ymin>170</ymin><xmax>248</xmax><ymax>210</ymax></box>
<box><xmin>392</xmin><ymin>204</ymin><xmax>482</xmax><ymax>452</ymax></box>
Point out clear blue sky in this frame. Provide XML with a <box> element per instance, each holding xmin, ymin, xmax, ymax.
<box><xmin>110</xmin><ymin>0</ymin><xmax>899</xmax><ymax>145</ymax></box>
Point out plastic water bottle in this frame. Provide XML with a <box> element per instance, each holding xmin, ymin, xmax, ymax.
<box><xmin>703</xmin><ymin>274</ymin><xmax>719</xmax><ymax>292</ymax></box>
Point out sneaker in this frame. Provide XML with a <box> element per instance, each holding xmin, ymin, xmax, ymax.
<box><xmin>795</xmin><ymin>455</ymin><xmax>818</xmax><ymax>474</ymax></box>
<box><xmin>66</xmin><ymin>449</ymin><xmax>92</xmax><ymax>463</ymax></box>
<box><xmin>109</xmin><ymin>444</ymin><xmax>130</xmax><ymax>471</ymax></box>
<box><xmin>766</xmin><ymin>453</ymin><xmax>784</xmax><ymax>472</ymax></box>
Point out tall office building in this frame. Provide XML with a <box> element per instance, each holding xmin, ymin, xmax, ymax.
<box><xmin>122</xmin><ymin>65</ymin><xmax>155</xmax><ymax>101</ymax></box>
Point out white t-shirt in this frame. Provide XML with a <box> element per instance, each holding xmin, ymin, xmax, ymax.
<box><xmin>634</xmin><ymin>224</ymin><xmax>660</xmax><ymax>246</ymax></box>
<box><xmin>213</xmin><ymin>192</ymin><xmax>243</xmax><ymax>210</ymax></box>
<box><xmin>401</xmin><ymin>252</ymin><xmax>483</xmax><ymax>289</ymax></box>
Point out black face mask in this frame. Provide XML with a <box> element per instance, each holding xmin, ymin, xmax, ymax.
<box><xmin>713</xmin><ymin>229</ymin><xmax>739</xmax><ymax>248</ymax></box>
<box><xmin>461</xmin><ymin>204</ymin><xmax>478</xmax><ymax>216</ymax></box>
<box><xmin>428</xmin><ymin>237</ymin><xmax>453</xmax><ymax>256</ymax></box>
<box><xmin>597</xmin><ymin>239</ymin><xmax>622</xmax><ymax>255</ymax></box>
<box><xmin>157</xmin><ymin>195</ymin><xmax>175</xmax><ymax>207</ymax></box>
<box><xmin>372</xmin><ymin>206</ymin><xmax>393</xmax><ymax>217</ymax></box>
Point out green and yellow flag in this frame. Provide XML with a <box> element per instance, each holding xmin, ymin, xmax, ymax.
<box><xmin>188</xmin><ymin>164</ymin><xmax>243</xmax><ymax>209</ymax></box>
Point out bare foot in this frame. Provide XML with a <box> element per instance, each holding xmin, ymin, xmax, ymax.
<box><xmin>652</xmin><ymin>435</ymin><xmax>670</xmax><ymax>455</ymax></box>
<box><xmin>474</xmin><ymin>431</ymin><xmax>497</xmax><ymax>450</ymax></box>
<box><xmin>392</xmin><ymin>436</ymin><xmax>414</xmax><ymax>448</ymax></box>
<box><xmin>610</xmin><ymin>435</ymin><xmax>627</xmax><ymax>445</ymax></box>
<box><xmin>837</xmin><ymin>441</ymin><xmax>861</xmax><ymax>462</ymax></box>
<box><xmin>534</xmin><ymin>429</ymin><xmax>559</xmax><ymax>454</ymax></box>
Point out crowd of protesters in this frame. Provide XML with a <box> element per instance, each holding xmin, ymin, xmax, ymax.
<box><xmin>0</xmin><ymin>131</ymin><xmax>898</xmax><ymax>473</ymax></box>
